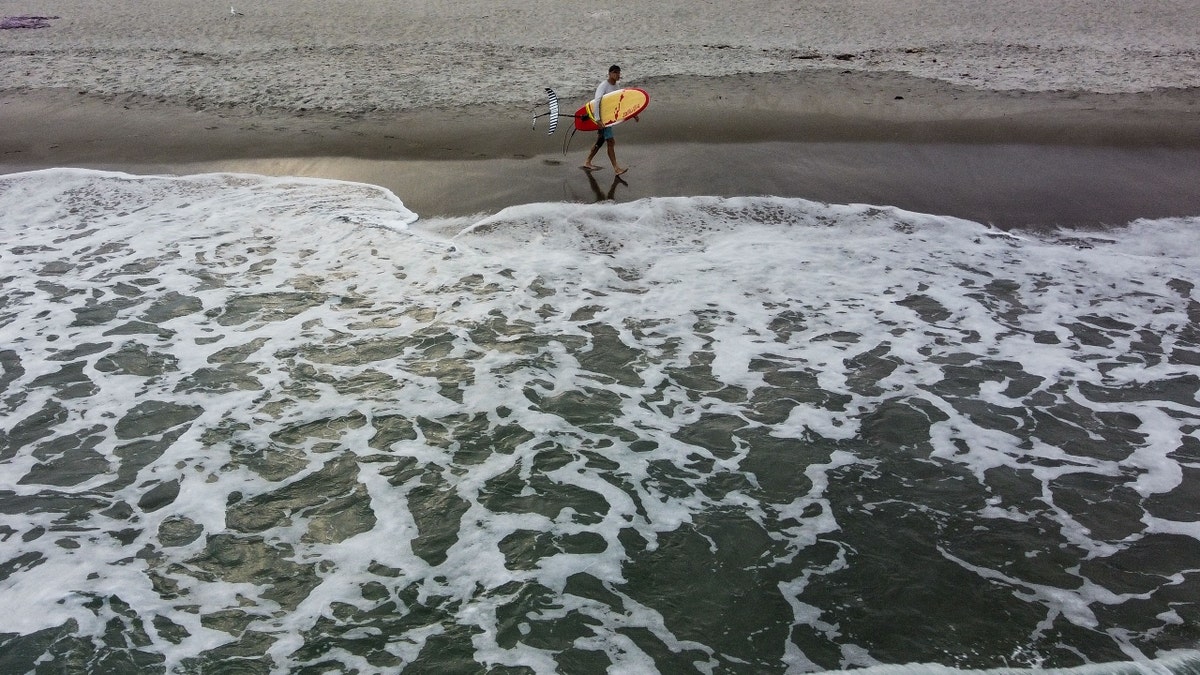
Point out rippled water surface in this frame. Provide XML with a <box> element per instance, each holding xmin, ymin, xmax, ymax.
<box><xmin>1</xmin><ymin>169</ymin><xmax>1199</xmax><ymax>673</ymax></box>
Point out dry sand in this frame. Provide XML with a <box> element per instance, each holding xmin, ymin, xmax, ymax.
<box><xmin>2</xmin><ymin>0</ymin><xmax>1200</xmax><ymax>226</ymax></box>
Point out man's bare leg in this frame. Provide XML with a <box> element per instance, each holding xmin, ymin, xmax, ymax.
<box><xmin>607</xmin><ymin>140</ymin><xmax>627</xmax><ymax>175</ymax></box>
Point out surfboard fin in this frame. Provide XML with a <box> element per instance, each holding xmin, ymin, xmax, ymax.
<box><xmin>545</xmin><ymin>88</ymin><xmax>559</xmax><ymax>135</ymax></box>
<box><xmin>531</xmin><ymin>88</ymin><xmax>561</xmax><ymax>135</ymax></box>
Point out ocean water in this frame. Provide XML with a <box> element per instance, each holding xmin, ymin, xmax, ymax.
<box><xmin>1</xmin><ymin>168</ymin><xmax>1199</xmax><ymax>674</ymax></box>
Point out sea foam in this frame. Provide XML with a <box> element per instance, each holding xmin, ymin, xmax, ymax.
<box><xmin>1</xmin><ymin>169</ymin><xmax>1198</xmax><ymax>673</ymax></box>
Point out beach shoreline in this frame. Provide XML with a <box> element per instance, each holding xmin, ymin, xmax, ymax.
<box><xmin>4</xmin><ymin>73</ymin><xmax>1200</xmax><ymax>227</ymax></box>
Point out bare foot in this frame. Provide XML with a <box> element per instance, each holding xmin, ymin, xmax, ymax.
<box><xmin>614</xmin><ymin>167</ymin><xmax>629</xmax><ymax>176</ymax></box>
<box><xmin>581</xmin><ymin>164</ymin><xmax>601</xmax><ymax>171</ymax></box>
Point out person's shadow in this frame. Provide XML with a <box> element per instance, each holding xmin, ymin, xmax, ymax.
<box><xmin>585</xmin><ymin>170</ymin><xmax>628</xmax><ymax>202</ymax></box>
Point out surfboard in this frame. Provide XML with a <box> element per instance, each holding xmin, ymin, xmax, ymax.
<box><xmin>574</xmin><ymin>87</ymin><xmax>650</xmax><ymax>132</ymax></box>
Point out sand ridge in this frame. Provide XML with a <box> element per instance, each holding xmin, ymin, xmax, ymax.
<box><xmin>3</xmin><ymin>0</ymin><xmax>1199</xmax><ymax>115</ymax></box>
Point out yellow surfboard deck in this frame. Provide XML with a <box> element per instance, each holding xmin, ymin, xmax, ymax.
<box><xmin>575</xmin><ymin>88</ymin><xmax>650</xmax><ymax>131</ymax></box>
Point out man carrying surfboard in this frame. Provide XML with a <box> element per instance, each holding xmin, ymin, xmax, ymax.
<box><xmin>582</xmin><ymin>65</ymin><xmax>637</xmax><ymax>175</ymax></box>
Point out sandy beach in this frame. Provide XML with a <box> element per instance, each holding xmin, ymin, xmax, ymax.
<box><xmin>3</xmin><ymin>0</ymin><xmax>1200</xmax><ymax>226</ymax></box>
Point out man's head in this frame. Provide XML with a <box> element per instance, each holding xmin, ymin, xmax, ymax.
<box><xmin>608</xmin><ymin>65</ymin><xmax>621</xmax><ymax>84</ymax></box>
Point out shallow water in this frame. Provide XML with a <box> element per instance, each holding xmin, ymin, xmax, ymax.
<box><xmin>1</xmin><ymin>169</ymin><xmax>1199</xmax><ymax>673</ymax></box>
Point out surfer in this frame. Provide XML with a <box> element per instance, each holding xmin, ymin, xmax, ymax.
<box><xmin>582</xmin><ymin>65</ymin><xmax>637</xmax><ymax>175</ymax></box>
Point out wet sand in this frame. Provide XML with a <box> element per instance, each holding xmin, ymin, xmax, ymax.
<box><xmin>3</xmin><ymin>71</ymin><xmax>1200</xmax><ymax>228</ymax></box>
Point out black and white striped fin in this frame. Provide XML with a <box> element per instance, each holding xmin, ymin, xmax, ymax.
<box><xmin>545</xmin><ymin>88</ymin><xmax>559</xmax><ymax>135</ymax></box>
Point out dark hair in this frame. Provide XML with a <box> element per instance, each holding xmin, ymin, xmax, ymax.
<box><xmin>609</xmin><ymin>65</ymin><xmax>621</xmax><ymax>74</ymax></box>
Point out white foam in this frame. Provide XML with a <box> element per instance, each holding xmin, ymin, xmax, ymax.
<box><xmin>1</xmin><ymin>170</ymin><xmax>1198</xmax><ymax>671</ymax></box>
